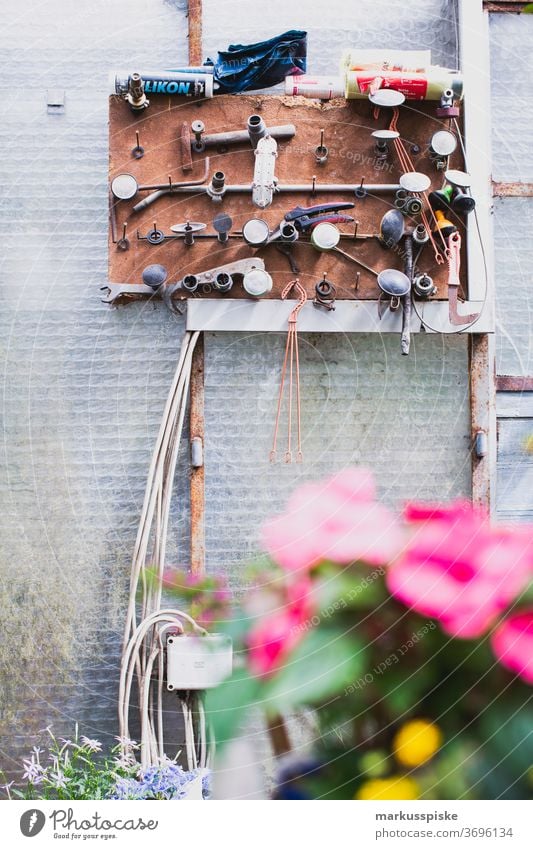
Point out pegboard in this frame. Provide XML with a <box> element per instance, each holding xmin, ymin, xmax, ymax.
<box><xmin>108</xmin><ymin>93</ymin><xmax>468</xmax><ymax>306</ymax></box>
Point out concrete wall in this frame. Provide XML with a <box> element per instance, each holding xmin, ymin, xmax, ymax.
<box><xmin>0</xmin><ymin>0</ymin><xmax>471</xmax><ymax>777</ymax></box>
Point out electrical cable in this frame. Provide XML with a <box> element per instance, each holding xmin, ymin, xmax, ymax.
<box><xmin>118</xmin><ymin>330</ymin><xmax>212</xmax><ymax>772</ymax></box>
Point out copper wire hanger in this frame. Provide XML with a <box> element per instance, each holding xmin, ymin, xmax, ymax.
<box><xmin>270</xmin><ymin>278</ymin><xmax>307</xmax><ymax>464</ymax></box>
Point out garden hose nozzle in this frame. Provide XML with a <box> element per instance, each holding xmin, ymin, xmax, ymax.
<box><xmin>434</xmin><ymin>209</ymin><xmax>457</xmax><ymax>238</ymax></box>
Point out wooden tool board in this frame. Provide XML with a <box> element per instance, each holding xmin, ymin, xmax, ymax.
<box><xmin>108</xmin><ymin>93</ymin><xmax>467</xmax><ymax>303</ymax></box>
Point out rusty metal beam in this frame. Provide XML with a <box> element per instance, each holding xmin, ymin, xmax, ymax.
<box><xmin>190</xmin><ymin>334</ymin><xmax>205</xmax><ymax>575</ymax></box>
<box><xmin>483</xmin><ymin>2</ymin><xmax>528</xmax><ymax>11</ymax></box>
<box><xmin>188</xmin><ymin>0</ymin><xmax>203</xmax><ymax>66</ymax></box>
<box><xmin>470</xmin><ymin>334</ymin><xmax>497</xmax><ymax>512</ymax></box>
<box><xmin>496</xmin><ymin>375</ymin><xmax>533</xmax><ymax>391</ymax></box>
<box><xmin>493</xmin><ymin>181</ymin><xmax>533</xmax><ymax>197</ymax></box>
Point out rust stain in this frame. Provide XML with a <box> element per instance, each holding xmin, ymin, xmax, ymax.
<box><xmin>190</xmin><ymin>334</ymin><xmax>205</xmax><ymax>575</ymax></box>
<box><xmin>496</xmin><ymin>375</ymin><xmax>533</xmax><ymax>391</ymax></box>
<box><xmin>470</xmin><ymin>334</ymin><xmax>495</xmax><ymax>511</ymax></box>
<box><xmin>492</xmin><ymin>181</ymin><xmax>533</xmax><ymax>196</ymax></box>
<box><xmin>188</xmin><ymin>0</ymin><xmax>203</xmax><ymax>66</ymax></box>
<box><xmin>483</xmin><ymin>2</ymin><xmax>529</xmax><ymax>11</ymax></box>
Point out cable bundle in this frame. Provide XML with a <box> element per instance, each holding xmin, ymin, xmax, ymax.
<box><xmin>118</xmin><ymin>330</ymin><xmax>211</xmax><ymax>770</ymax></box>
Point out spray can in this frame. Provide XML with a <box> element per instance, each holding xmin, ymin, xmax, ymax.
<box><xmin>345</xmin><ymin>68</ymin><xmax>463</xmax><ymax>101</ymax></box>
<box><xmin>284</xmin><ymin>75</ymin><xmax>344</xmax><ymax>100</ymax></box>
<box><xmin>111</xmin><ymin>70</ymin><xmax>215</xmax><ymax>99</ymax></box>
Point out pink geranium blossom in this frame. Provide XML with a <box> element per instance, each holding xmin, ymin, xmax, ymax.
<box><xmin>261</xmin><ymin>467</ymin><xmax>403</xmax><ymax>575</ymax></box>
<box><xmin>246</xmin><ymin>580</ymin><xmax>315</xmax><ymax>677</ymax></box>
<box><xmin>491</xmin><ymin>610</ymin><xmax>533</xmax><ymax>684</ymax></box>
<box><xmin>386</xmin><ymin>501</ymin><xmax>533</xmax><ymax>638</ymax></box>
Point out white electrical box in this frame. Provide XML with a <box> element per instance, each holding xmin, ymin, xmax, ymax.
<box><xmin>166</xmin><ymin>633</ymin><xmax>233</xmax><ymax>690</ymax></box>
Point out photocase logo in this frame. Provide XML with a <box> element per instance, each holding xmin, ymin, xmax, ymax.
<box><xmin>20</xmin><ymin>809</ymin><xmax>46</xmax><ymax>838</ymax></box>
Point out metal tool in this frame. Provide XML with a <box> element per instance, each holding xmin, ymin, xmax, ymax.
<box><xmin>413</xmin><ymin>273</ymin><xmax>436</xmax><ymax>297</ymax></box>
<box><xmin>269</xmin><ymin>202</ymin><xmax>355</xmax><ymax>243</ymax></box>
<box><xmin>429</xmin><ymin>129</ymin><xmax>456</xmax><ymax>169</ymax></box>
<box><xmin>243</xmin><ymin>218</ymin><xmax>270</xmax><ymax>247</ymax></box>
<box><xmin>436</xmin><ymin>88</ymin><xmax>460</xmax><ymax>118</ymax></box>
<box><xmin>372</xmin><ymin>129</ymin><xmax>400</xmax><ymax>160</ymax></box>
<box><xmin>127</xmin><ymin>174</ymin><xmax>401</xmax><ymax>206</ymax></box>
<box><xmin>313</xmin><ymin>274</ymin><xmax>336</xmax><ymax>311</ymax></box>
<box><xmin>377</xmin><ymin>268</ymin><xmax>411</xmax><ymax>313</ymax></box>
<box><xmin>170</xmin><ymin>221</ymin><xmax>207</xmax><ymax>235</ymax></box>
<box><xmin>252</xmin><ymin>135</ymin><xmax>278</xmax><ymax>208</ymax></box>
<box><xmin>275</xmin><ymin>243</ymin><xmax>300</xmax><ymax>274</ymax></box>
<box><xmin>413</xmin><ymin>223</ymin><xmax>429</xmax><ymax>245</ymax></box>
<box><xmin>142</xmin><ymin>264</ymin><xmax>168</xmax><ymax>289</ymax></box>
<box><xmin>247</xmin><ymin>115</ymin><xmax>267</xmax><ymax>149</ymax></box>
<box><xmin>101</xmin><ymin>257</ymin><xmax>266</xmax><ymax>306</ymax></box>
<box><xmin>401</xmin><ymin>235</ymin><xmax>413</xmax><ymax>355</ymax></box>
<box><xmin>131</xmin><ymin>131</ymin><xmax>144</xmax><ymax>159</ymax></box>
<box><xmin>190</xmin><ymin>118</ymin><xmax>296</xmax><ymax>153</ymax></box>
<box><xmin>180</xmin><ymin>122</ymin><xmax>193</xmax><ymax>173</ymax></box>
<box><xmin>191</xmin><ymin>120</ymin><xmax>205</xmax><ymax>151</ymax></box>
<box><xmin>213</xmin><ymin>212</ymin><xmax>233</xmax><ymax>244</ymax></box>
<box><xmin>213</xmin><ymin>272</ymin><xmax>234</xmax><ymax>293</ymax></box>
<box><xmin>314</xmin><ymin>129</ymin><xmax>329</xmax><ymax>164</ymax></box>
<box><xmin>311</xmin><ymin>222</ymin><xmax>341</xmax><ymax>251</ymax></box>
<box><xmin>242</xmin><ymin>267</ymin><xmax>274</xmax><ymax>297</ymax></box>
<box><xmin>126</xmin><ymin>73</ymin><xmax>149</xmax><ymax>113</ymax></box>
<box><xmin>379</xmin><ymin>209</ymin><xmax>404</xmax><ymax>247</ymax></box>
<box><xmin>117</xmin><ymin>223</ymin><xmax>130</xmax><ymax>251</ymax></box>
<box><xmin>399</xmin><ymin>172</ymin><xmax>431</xmax><ymax>193</ymax></box>
<box><xmin>369</xmin><ymin>89</ymin><xmax>406</xmax><ymax>108</ymax></box>
<box><xmin>446</xmin><ymin>231</ymin><xmax>479</xmax><ymax>326</ymax></box>
<box><xmin>112</xmin><ymin>158</ymin><xmax>210</xmax><ymax>206</ymax></box>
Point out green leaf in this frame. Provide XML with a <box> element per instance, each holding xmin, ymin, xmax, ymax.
<box><xmin>263</xmin><ymin>628</ymin><xmax>366</xmax><ymax>713</ymax></box>
<box><xmin>205</xmin><ymin>666</ymin><xmax>262</xmax><ymax>747</ymax></box>
<box><xmin>314</xmin><ymin>564</ymin><xmax>387</xmax><ymax>612</ymax></box>
<box><xmin>524</xmin><ymin>4</ymin><xmax>533</xmax><ymax>13</ymax></box>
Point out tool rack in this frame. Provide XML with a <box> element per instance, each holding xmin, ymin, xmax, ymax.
<box><xmin>108</xmin><ymin>92</ymin><xmax>490</xmax><ymax>333</ymax></box>
<box><xmin>106</xmin><ymin>0</ymin><xmax>496</xmax><ymax>570</ymax></box>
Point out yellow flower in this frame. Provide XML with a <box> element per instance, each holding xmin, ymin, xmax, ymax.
<box><xmin>393</xmin><ymin>719</ymin><xmax>443</xmax><ymax>768</ymax></box>
<box><xmin>356</xmin><ymin>776</ymin><xmax>420</xmax><ymax>800</ymax></box>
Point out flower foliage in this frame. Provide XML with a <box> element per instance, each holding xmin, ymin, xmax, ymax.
<box><xmin>3</xmin><ymin>727</ymin><xmax>208</xmax><ymax>801</ymax></box>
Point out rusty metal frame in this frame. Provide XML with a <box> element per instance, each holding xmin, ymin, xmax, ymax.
<box><xmin>187</xmin><ymin>0</ymin><xmax>203</xmax><ymax>66</ymax></box>
<box><xmin>496</xmin><ymin>376</ymin><xmax>533</xmax><ymax>391</ymax></box>
<box><xmin>493</xmin><ymin>181</ymin><xmax>533</xmax><ymax>197</ymax></box>
<box><xmin>459</xmin><ymin>0</ymin><xmax>497</xmax><ymax>511</ymax></box>
<box><xmin>188</xmin><ymin>0</ymin><xmax>206</xmax><ymax>574</ymax></box>
<box><xmin>483</xmin><ymin>1</ymin><xmax>529</xmax><ymax>12</ymax></box>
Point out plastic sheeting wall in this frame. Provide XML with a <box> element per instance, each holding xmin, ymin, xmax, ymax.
<box><xmin>0</xmin><ymin>0</ymin><xmax>469</xmax><ymax>776</ymax></box>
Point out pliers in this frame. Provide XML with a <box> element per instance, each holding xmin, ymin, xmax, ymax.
<box><xmin>268</xmin><ymin>202</ymin><xmax>355</xmax><ymax>242</ymax></box>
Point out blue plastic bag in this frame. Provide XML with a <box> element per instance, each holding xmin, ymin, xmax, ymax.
<box><xmin>209</xmin><ymin>30</ymin><xmax>307</xmax><ymax>94</ymax></box>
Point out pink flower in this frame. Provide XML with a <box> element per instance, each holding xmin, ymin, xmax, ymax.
<box><xmin>246</xmin><ymin>580</ymin><xmax>315</xmax><ymax>677</ymax></box>
<box><xmin>491</xmin><ymin>610</ymin><xmax>533</xmax><ymax>684</ymax></box>
<box><xmin>387</xmin><ymin>501</ymin><xmax>533</xmax><ymax>638</ymax></box>
<box><xmin>261</xmin><ymin>467</ymin><xmax>403</xmax><ymax>575</ymax></box>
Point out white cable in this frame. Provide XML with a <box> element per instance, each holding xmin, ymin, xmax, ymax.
<box><xmin>118</xmin><ymin>331</ymin><xmax>210</xmax><ymax>772</ymax></box>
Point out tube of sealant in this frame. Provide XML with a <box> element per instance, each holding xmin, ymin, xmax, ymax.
<box><xmin>340</xmin><ymin>49</ymin><xmax>431</xmax><ymax>73</ymax></box>
<box><xmin>284</xmin><ymin>75</ymin><xmax>344</xmax><ymax>100</ymax></box>
<box><xmin>110</xmin><ymin>70</ymin><xmax>216</xmax><ymax>98</ymax></box>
